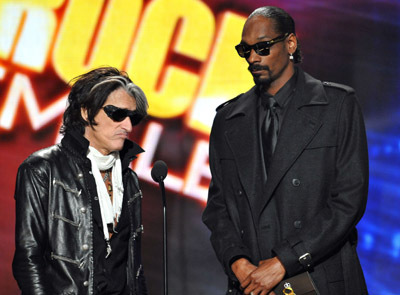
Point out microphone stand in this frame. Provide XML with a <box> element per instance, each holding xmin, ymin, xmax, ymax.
<box><xmin>151</xmin><ymin>160</ymin><xmax>168</xmax><ymax>295</ymax></box>
<box><xmin>159</xmin><ymin>178</ymin><xmax>168</xmax><ymax>295</ymax></box>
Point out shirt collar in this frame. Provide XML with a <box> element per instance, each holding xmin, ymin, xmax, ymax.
<box><xmin>259</xmin><ymin>67</ymin><xmax>298</xmax><ymax>108</ymax></box>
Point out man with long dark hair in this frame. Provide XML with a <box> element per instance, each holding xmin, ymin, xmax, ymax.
<box><xmin>13</xmin><ymin>67</ymin><xmax>148</xmax><ymax>294</ymax></box>
<box><xmin>203</xmin><ymin>6</ymin><xmax>369</xmax><ymax>295</ymax></box>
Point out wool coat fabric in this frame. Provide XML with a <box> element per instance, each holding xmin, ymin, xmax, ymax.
<box><xmin>203</xmin><ymin>67</ymin><xmax>369</xmax><ymax>295</ymax></box>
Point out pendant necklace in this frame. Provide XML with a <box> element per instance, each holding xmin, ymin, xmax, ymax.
<box><xmin>102</xmin><ymin>168</ymin><xmax>114</xmax><ymax>258</ymax></box>
<box><xmin>103</xmin><ymin>168</ymin><xmax>113</xmax><ymax>197</ymax></box>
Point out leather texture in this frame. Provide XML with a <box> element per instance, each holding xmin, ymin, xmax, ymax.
<box><xmin>13</xmin><ymin>130</ymin><xmax>147</xmax><ymax>295</ymax></box>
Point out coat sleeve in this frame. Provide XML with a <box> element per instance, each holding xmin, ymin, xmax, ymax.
<box><xmin>272</xmin><ymin>90</ymin><xmax>369</xmax><ymax>277</ymax></box>
<box><xmin>12</xmin><ymin>161</ymin><xmax>50</xmax><ymax>294</ymax></box>
<box><xmin>202</xmin><ymin>114</ymin><xmax>252</xmax><ymax>282</ymax></box>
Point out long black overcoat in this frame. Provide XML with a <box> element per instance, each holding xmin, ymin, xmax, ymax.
<box><xmin>203</xmin><ymin>68</ymin><xmax>369</xmax><ymax>295</ymax></box>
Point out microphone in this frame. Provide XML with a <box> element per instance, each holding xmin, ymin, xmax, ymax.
<box><xmin>151</xmin><ymin>160</ymin><xmax>168</xmax><ymax>183</ymax></box>
<box><xmin>151</xmin><ymin>160</ymin><xmax>168</xmax><ymax>295</ymax></box>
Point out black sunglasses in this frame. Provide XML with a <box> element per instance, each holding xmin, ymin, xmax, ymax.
<box><xmin>103</xmin><ymin>105</ymin><xmax>143</xmax><ymax>126</ymax></box>
<box><xmin>235</xmin><ymin>33</ymin><xmax>289</xmax><ymax>59</ymax></box>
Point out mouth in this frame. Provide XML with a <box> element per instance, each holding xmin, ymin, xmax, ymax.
<box><xmin>116</xmin><ymin>132</ymin><xmax>129</xmax><ymax>139</ymax></box>
<box><xmin>250</xmin><ymin>70</ymin><xmax>263</xmax><ymax>75</ymax></box>
<box><xmin>248</xmin><ymin>64</ymin><xmax>270</xmax><ymax>75</ymax></box>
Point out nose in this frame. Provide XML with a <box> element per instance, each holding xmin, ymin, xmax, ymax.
<box><xmin>121</xmin><ymin>116</ymin><xmax>133</xmax><ymax>132</ymax></box>
<box><xmin>247</xmin><ymin>48</ymin><xmax>261</xmax><ymax>64</ymax></box>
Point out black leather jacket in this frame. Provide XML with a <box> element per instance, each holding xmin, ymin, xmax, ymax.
<box><xmin>12</xmin><ymin>131</ymin><xmax>147</xmax><ymax>295</ymax></box>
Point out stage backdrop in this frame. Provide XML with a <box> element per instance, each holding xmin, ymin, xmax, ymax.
<box><xmin>0</xmin><ymin>0</ymin><xmax>399</xmax><ymax>294</ymax></box>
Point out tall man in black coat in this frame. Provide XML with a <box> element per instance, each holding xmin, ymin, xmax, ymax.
<box><xmin>202</xmin><ymin>6</ymin><xmax>369</xmax><ymax>295</ymax></box>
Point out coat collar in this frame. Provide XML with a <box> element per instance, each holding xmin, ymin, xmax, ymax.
<box><xmin>61</xmin><ymin>130</ymin><xmax>144</xmax><ymax>170</ymax></box>
<box><xmin>260</xmin><ymin>68</ymin><xmax>329</xmax><ymax>216</ymax></box>
<box><xmin>225</xmin><ymin>85</ymin><xmax>258</xmax><ymax>120</ymax></box>
<box><xmin>295</xmin><ymin>68</ymin><xmax>329</xmax><ymax>108</ymax></box>
<box><xmin>224</xmin><ymin>67</ymin><xmax>328</xmax><ymax>120</ymax></box>
<box><xmin>222</xmin><ymin>86</ymin><xmax>263</xmax><ymax>221</ymax></box>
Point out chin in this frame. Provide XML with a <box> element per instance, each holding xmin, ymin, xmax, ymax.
<box><xmin>110</xmin><ymin>142</ymin><xmax>125</xmax><ymax>153</ymax></box>
<box><xmin>114</xmin><ymin>145</ymin><xmax>125</xmax><ymax>152</ymax></box>
<box><xmin>254</xmin><ymin>76</ymin><xmax>272</xmax><ymax>87</ymax></box>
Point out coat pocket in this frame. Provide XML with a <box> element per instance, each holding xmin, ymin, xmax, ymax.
<box><xmin>51</xmin><ymin>212</ymin><xmax>80</xmax><ymax>228</ymax></box>
<box><xmin>50</xmin><ymin>252</ymin><xmax>82</xmax><ymax>268</ymax></box>
<box><xmin>323</xmin><ymin>250</ymin><xmax>344</xmax><ymax>283</ymax></box>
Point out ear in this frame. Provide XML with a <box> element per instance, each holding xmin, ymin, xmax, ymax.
<box><xmin>81</xmin><ymin>108</ymin><xmax>88</xmax><ymax>122</ymax></box>
<box><xmin>286</xmin><ymin>33</ymin><xmax>298</xmax><ymax>55</ymax></box>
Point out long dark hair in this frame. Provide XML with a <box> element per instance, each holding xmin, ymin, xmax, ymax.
<box><xmin>60</xmin><ymin>67</ymin><xmax>148</xmax><ymax>135</ymax></box>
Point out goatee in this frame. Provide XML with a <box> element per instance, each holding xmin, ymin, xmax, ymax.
<box><xmin>248</xmin><ymin>64</ymin><xmax>272</xmax><ymax>87</ymax></box>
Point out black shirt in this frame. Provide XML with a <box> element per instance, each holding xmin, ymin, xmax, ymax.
<box><xmin>92</xmin><ymin>190</ymin><xmax>130</xmax><ymax>295</ymax></box>
<box><xmin>257</xmin><ymin>68</ymin><xmax>298</xmax><ymax>177</ymax></box>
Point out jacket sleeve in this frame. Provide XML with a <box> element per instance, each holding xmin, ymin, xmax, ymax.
<box><xmin>12</xmin><ymin>161</ymin><xmax>50</xmax><ymax>294</ymax></box>
<box><xmin>202</xmin><ymin>115</ymin><xmax>252</xmax><ymax>282</ymax></box>
<box><xmin>272</xmin><ymin>90</ymin><xmax>369</xmax><ymax>277</ymax></box>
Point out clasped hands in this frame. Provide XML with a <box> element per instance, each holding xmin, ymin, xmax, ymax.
<box><xmin>231</xmin><ymin>257</ymin><xmax>285</xmax><ymax>295</ymax></box>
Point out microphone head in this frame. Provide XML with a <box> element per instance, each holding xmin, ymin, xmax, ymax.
<box><xmin>151</xmin><ymin>160</ymin><xmax>168</xmax><ymax>183</ymax></box>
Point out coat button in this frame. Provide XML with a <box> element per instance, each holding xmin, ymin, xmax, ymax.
<box><xmin>83</xmin><ymin>281</ymin><xmax>89</xmax><ymax>287</ymax></box>
<box><xmin>292</xmin><ymin>179</ymin><xmax>301</xmax><ymax>186</ymax></box>
<box><xmin>80</xmin><ymin>207</ymin><xmax>87</xmax><ymax>213</ymax></box>
<box><xmin>82</xmin><ymin>244</ymin><xmax>89</xmax><ymax>251</ymax></box>
<box><xmin>294</xmin><ymin>220</ymin><xmax>302</xmax><ymax>228</ymax></box>
<box><xmin>237</xmin><ymin>190</ymin><xmax>243</xmax><ymax>195</ymax></box>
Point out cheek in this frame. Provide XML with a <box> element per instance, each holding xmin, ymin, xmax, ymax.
<box><xmin>270</xmin><ymin>53</ymin><xmax>288</xmax><ymax>71</ymax></box>
<box><xmin>109</xmin><ymin>126</ymin><xmax>124</xmax><ymax>139</ymax></box>
<box><xmin>270</xmin><ymin>46</ymin><xmax>286</xmax><ymax>62</ymax></box>
<box><xmin>105</xmin><ymin>126</ymin><xmax>116</xmax><ymax>137</ymax></box>
<box><xmin>94</xmin><ymin>124</ymin><xmax>111</xmax><ymax>142</ymax></box>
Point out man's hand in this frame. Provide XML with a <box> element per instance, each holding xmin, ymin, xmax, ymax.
<box><xmin>241</xmin><ymin>257</ymin><xmax>286</xmax><ymax>295</ymax></box>
<box><xmin>231</xmin><ymin>258</ymin><xmax>257</xmax><ymax>285</ymax></box>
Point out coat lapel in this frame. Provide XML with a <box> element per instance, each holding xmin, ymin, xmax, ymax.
<box><xmin>258</xmin><ymin>69</ymin><xmax>329</xmax><ymax>217</ymax></box>
<box><xmin>224</xmin><ymin>87</ymin><xmax>264</xmax><ymax>219</ymax></box>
